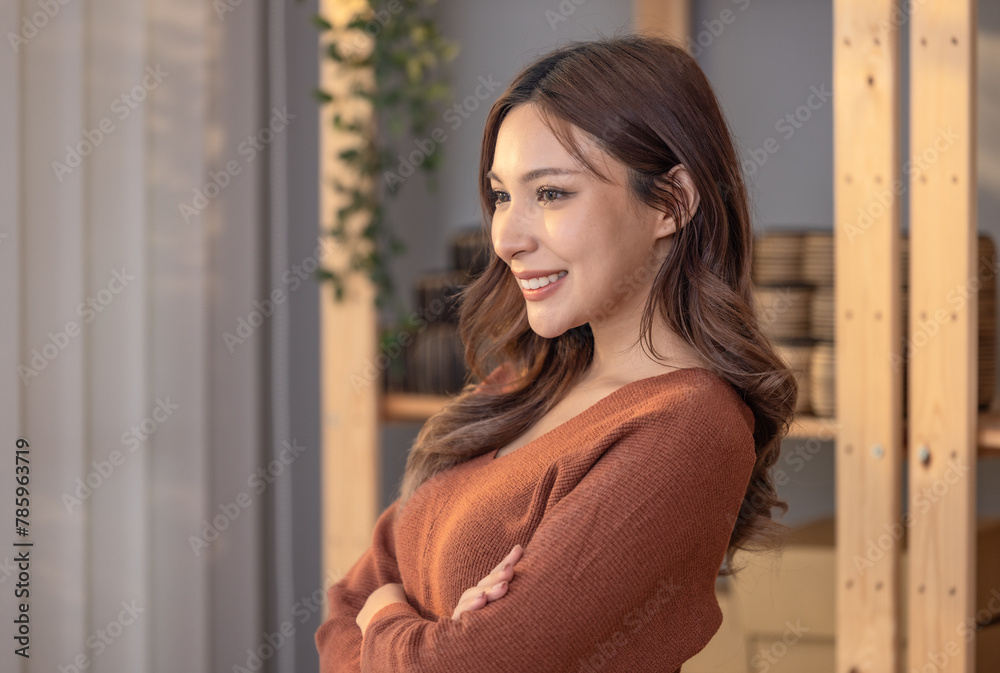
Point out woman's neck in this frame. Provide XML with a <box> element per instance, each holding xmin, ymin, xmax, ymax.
<box><xmin>584</xmin><ymin>317</ymin><xmax>708</xmax><ymax>387</ymax></box>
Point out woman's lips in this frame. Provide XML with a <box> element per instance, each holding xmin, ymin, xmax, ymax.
<box><xmin>517</xmin><ymin>271</ymin><xmax>567</xmax><ymax>301</ymax></box>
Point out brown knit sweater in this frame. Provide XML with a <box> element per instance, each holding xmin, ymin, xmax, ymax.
<box><xmin>315</xmin><ymin>366</ymin><xmax>757</xmax><ymax>672</ymax></box>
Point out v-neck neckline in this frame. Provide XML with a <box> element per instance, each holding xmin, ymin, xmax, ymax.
<box><xmin>491</xmin><ymin>366</ymin><xmax>713</xmax><ymax>461</ymax></box>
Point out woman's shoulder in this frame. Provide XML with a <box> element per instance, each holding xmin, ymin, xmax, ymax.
<box><xmin>620</xmin><ymin>365</ymin><xmax>747</xmax><ymax>408</ymax></box>
<box><xmin>568</xmin><ymin>366</ymin><xmax>757</xmax><ymax>508</ymax></box>
<box><xmin>623</xmin><ymin>366</ymin><xmax>756</xmax><ymax>449</ymax></box>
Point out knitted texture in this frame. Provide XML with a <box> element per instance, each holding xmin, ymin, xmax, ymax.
<box><xmin>315</xmin><ymin>367</ymin><xmax>757</xmax><ymax>672</ymax></box>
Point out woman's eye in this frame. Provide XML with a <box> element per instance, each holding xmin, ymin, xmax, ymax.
<box><xmin>490</xmin><ymin>186</ymin><xmax>567</xmax><ymax>206</ymax></box>
<box><xmin>537</xmin><ymin>187</ymin><xmax>565</xmax><ymax>203</ymax></box>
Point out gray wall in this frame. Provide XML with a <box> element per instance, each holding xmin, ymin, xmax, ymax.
<box><xmin>694</xmin><ymin>0</ymin><xmax>834</xmax><ymax>229</ymax></box>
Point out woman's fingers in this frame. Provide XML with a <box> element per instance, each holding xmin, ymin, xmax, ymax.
<box><xmin>450</xmin><ymin>544</ymin><xmax>524</xmax><ymax>621</ymax></box>
<box><xmin>492</xmin><ymin>543</ymin><xmax>523</xmax><ymax>574</ymax></box>
<box><xmin>451</xmin><ymin>588</ymin><xmax>488</xmax><ymax>621</ymax></box>
<box><xmin>479</xmin><ymin>544</ymin><xmax>522</xmax><ymax>592</ymax></box>
<box><xmin>452</xmin><ymin>579</ymin><xmax>508</xmax><ymax>620</ymax></box>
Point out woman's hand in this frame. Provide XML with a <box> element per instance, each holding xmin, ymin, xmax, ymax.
<box><xmin>451</xmin><ymin>544</ymin><xmax>524</xmax><ymax>621</ymax></box>
<box><xmin>356</xmin><ymin>582</ymin><xmax>408</xmax><ymax>637</ymax></box>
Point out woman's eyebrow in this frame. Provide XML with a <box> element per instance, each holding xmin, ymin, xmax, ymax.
<box><xmin>486</xmin><ymin>167</ymin><xmax>581</xmax><ymax>184</ymax></box>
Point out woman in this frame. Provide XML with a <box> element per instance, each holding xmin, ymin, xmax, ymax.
<box><xmin>316</xmin><ymin>33</ymin><xmax>796</xmax><ymax>672</ymax></box>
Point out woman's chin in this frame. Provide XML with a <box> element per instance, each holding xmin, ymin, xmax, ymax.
<box><xmin>526</xmin><ymin>316</ymin><xmax>572</xmax><ymax>340</ymax></box>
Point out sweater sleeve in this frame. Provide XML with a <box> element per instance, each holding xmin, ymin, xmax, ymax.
<box><xmin>356</xmin><ymin>403</ymin><xmax>757</xmax><ymax>673</ymax></box>
<box><xmin>315</xmin><ymin>498</ymin><xmax>403</xmax><ymax>673</ymax></box>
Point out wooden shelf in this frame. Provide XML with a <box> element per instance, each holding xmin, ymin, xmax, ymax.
<box><xmin>976</xmin><ymin>410</ymin><xmax>1000</xmax><ymax>455</ymax></box>
<box><xmin>381</xmin><ymin>392</ymin><xmax>452</xmax><ymax>422</ymax></box>
<box><xmin>383</xmin><ymin>393</ymin><xmax>845</xmax><ymax>441</ymax></box>
<box><xmin>381</xmin><ymin>393</ymin><xmax>1000</xmax><ymax>455</ymax></box>
<box><xmin>787</xmin><ymin>414</ymin><xmax>838</xmax><ymax>440</ymax></box>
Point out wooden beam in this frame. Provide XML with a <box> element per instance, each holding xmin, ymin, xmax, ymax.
<box><xmin>319</xmin><ymin>0</ymin><xmax>381</xmax><ymax>589</ymax></box>
<box><xmin>907</xmin><ymin>1</ymin><xmax>978</xmax><ymax>672</ymax></box>
<box><xmin>833</xmin><ymin>1</ymin><xmax>904</xmax><ymax>671</ymax></box>
<box><xmin>633</xmin><ymin>0</ymin><xmax>690</xmax><ymax>46</ymax></box>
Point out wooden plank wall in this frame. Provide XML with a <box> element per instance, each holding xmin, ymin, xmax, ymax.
<box><xmin>833</xmin><ymin>1</ymin><xmax>904</xmax><ymax>671</ymax></box>
<box><xmin>908</xmin><ymin>1</ymin><xmax>978</xmax><ymax>672</ymax></box>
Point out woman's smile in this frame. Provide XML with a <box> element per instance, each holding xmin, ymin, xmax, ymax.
<box><xmin>514</xmin><ymin>270</ymin><xmax>568</xmax><ymax>300</ymax></box>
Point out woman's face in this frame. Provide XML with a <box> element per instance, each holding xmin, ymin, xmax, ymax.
<box><xmin>488</xmin><ymin>103</ymin><xmax>681</xmax><ymax>340</ymax></box>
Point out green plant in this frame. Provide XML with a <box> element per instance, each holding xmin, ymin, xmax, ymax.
<box><xmin>313</xmin><ymin>0</ymin><xmax>459</xmax><ymax>316</ymax></box>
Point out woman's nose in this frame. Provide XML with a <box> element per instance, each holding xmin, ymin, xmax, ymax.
<box><xmin>492</xmin><ymin>205</ymin><xmax>538</xmax><ymax>264</ymax></box>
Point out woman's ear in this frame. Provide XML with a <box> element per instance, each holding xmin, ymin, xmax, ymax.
<box><xmin>655</xmin><ymin>164</ymin><xmax>700</xmax><ymax>238</ymax></box>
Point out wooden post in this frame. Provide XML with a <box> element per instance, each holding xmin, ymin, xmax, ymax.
<box><xmin>833</xmin><ymin>1</ymin><xmax>904</xmax><ymax>671</ymax></box>
<box><xmin>318</xmin><ymin>0</ymin><xmax>381</xmax><ymax>590</ymax></box>
<box><xmin>907</xmin><ymin>1</ymin><xmax>978</xmax><ymax>672</ymax></box>
<box><xmin>633</xmin><ymin>0</ymin><xmax>690</xmax><ymax>46</ymax></box>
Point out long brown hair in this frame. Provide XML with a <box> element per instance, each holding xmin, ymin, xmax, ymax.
<box><xmin>396</xmin><ymin>33</ymin><xmax>796</xmax><ymax>575</ymax></box>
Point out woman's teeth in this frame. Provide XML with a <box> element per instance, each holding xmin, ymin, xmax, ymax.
<box><xmin>519</xmin><ymin>270</ymin><xmax>567</xmax><ymax>290</ymax></box>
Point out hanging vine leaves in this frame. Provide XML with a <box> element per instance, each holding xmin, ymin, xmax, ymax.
<box><xmin>315</xmin><ymin>0</ymin><xmax>459</xmax><ymax>314</ymax></box>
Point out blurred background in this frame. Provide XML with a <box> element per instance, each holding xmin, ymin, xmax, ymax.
<box><xmin>1</xmin><ymin>1</ymin><xmax>999</xmax><ymax>672</ymax></box>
